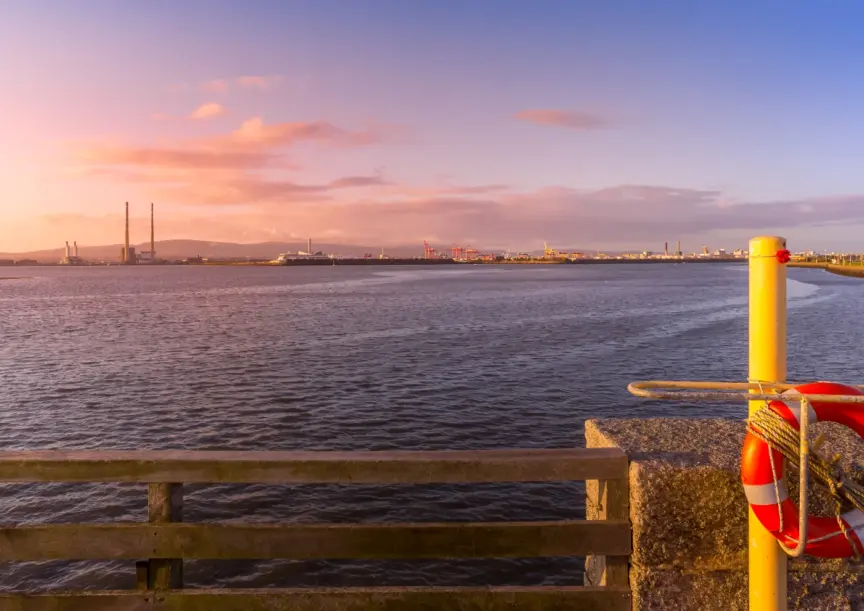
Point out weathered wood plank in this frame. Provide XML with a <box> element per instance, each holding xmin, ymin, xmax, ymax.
<box><xmin>0</xmin><ymin>520</ymin><xmax>631</xmax><ymax>561</ymax></box>
<box><xmin>148</xmin><ymin>483</ymin><xmax>183</xmax><ymax>590</ymax></box>
<box><xmin>0</xmin><ymin>448</ymin><xmax>627</xmax><ymax>483</ymax></box>
<box><xmin>0</xmin><ymin>587</ymin><xmax>631</xmax><ymax>611</ymax></box>
<box><xmin>598</xmin><ymin>478</ymin><xmax>630</xmax><ymax>588</ymax></box>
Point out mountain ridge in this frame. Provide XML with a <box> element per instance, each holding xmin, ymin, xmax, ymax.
<box><xmin>0</xmin><ymin>240</ymin><xmax>429</xmax><ymax>262</ymax></box>
<box><xmin>0</xmin><ymin>239</ymin><xmax>601</xmax><ymax>262</ymax></box>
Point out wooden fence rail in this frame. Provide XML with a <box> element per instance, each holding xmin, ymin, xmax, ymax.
<box><xmin>0</xmin><ymin>448</ymin><xmax>631</xmax><ymax>611</ymax></box>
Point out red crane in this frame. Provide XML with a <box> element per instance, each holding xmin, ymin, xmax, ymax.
<box><xmin>451</xmin><ymin>245</ymin><xmax>464</xmax><ymax>260</ymax></box>
<box><xmin>423</xmin><ymin>240</ymin><xmax>437</xmax><ymax>259</ymax></box>
<box><xmin>465</xmin><ymin>245</ymin><xmax>479</xmax><ymax>259</ymax></box>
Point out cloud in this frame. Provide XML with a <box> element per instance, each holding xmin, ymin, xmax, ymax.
<box><xmin>236</xmin><ymin>75</ymin><xmax>283</xmax><ymax>90</ymax></box>
<box><xmin>82</xmin><ymin>147</ymin><xmax>275</xmax><ymax>170</ymax></box>
<box><xmin>195</xmin><ymin>75</ymin><xmax>282</xmax><ymax>93</ymax></box>
<box><xmin>156</xmin><ymin>174</ymin><xmax>388</xmax><ymax>206</ymax></box>
<box><xmin>514</xmin><ymin>109</ymin><xmax>609</xmax><ymax>130</ymax></box>
<box><xmin>79</xmin><ymin>117</ymin><xmax>392</xmax><ymax>174</ymax></box>
<box><xmin>72</xmin><ymin>114</ymin><xmax>402</xmax><ymax>210</ymax></box>
<box><xmin>190</xmin><ymin>103</ymin><xmax>226</xmax><ymax>120</ymax></box>
<box><xmin>226</xmin><ymin>117</ymin><xmax>386</xmax><ymax>149</ymax></box>
<box><xmin>251</xmin><ymin>186</ymin><xmax>864</xmax><ymax>247</ymax></box>
<box><xmin>131</xmin><ymin>182</ymin><xmax>864</xmax><ymax>246</ymax></box>
<box><xmin>11</xmin><ymin>186</ymin><xmax>864</xmax><ymax>252</ymax></box>
<box><xmin>202</xmin><ymin>79</ymin><xmax>230</xmax><ymax>93</ymax></box>
<box><xmin>328</xmin><ymin>175</ymin><xmax>389</xmax><ymax>189</ymax></box>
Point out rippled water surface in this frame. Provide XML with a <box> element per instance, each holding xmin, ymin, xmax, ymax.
<box><xmin>0</xmin><ymin>263</ymin><xmax>860</xmax><ymax>589</ymax></box>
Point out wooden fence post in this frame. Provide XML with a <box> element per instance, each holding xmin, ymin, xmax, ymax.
<box><xmin>586</xmin><ymin>477</ymin><xmax>630</xmax><ymax>588</ymax></box>
<box><xmin>600</xmin><ymin>478</ymin><xmax>629</xmax><ymax>587</ymax></box>
<box><xmin>148</xmin><ymin>483</ymin><xmax>183</xmax><ymax>589</ymax></box>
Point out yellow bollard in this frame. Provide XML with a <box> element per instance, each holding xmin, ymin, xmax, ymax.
<box><xmin>748</xmin><ymin>236</ymin><xmax>788</xmax><ymax>610</ymax></box>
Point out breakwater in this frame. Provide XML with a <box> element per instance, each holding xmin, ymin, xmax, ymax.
<box><xmin>259</xmin><ymin>257</ymin><xmax>744</xmax><ymax>267</ymax></box>
<box><xmin>789</xmin><ymin>262</ymin><xmax>864</xmax><ymax>278</ymax></box>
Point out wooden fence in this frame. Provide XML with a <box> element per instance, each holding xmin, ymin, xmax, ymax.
<box><xmin>0</xmin><ymin>448</ymin><xmax>630</xmax><ymax>610</ymax></box>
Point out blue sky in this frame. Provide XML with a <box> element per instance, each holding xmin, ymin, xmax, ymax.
<box><xmin>1</xmin><ymin>0</ymin><xmax>863</xmax><ymax>251</ymax></box>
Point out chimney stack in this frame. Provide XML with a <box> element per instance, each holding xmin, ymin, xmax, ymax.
<box><xmin>65</xmin><ymin>241</ymin><xmax>70</xmax><ymax>259</ymax></box>
<box><xmin>664</xmin><ymin>241</ymin><xmax>668</xmax><ymax>256</ymax></box>
<box><xmin>151</xmin><ymin>203</ymin><xmax>155</xmax><ymax>262</ymax></box>
<box><xmin>125</xmin><ymin>202</ymin><xmax>130</xmax><ymax>264</ymax></box>
<box><xmin>73</xmin><ymin>241</ymin><xmax>78</xmax><ymax>257</ymax></box>
<box><xmin>308</xmin><ymin>238</ymin><xmax>312</xmax><ymax>254</ymax></box>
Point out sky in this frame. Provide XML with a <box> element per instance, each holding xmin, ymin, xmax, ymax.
<box><xmin>3</xmin><ymin>0</ymin><xmax>864</xmax><ymax>253</ymax></box>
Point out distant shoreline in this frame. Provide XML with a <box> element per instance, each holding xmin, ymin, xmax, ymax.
<box><xmin>214</xmin><ymin>257</ymin><xmax>745</xmax><ymax>267</ymax></box>
<box><xmin>7</xmin><ymin>257</ymin><xmax>747</xmax><ymax>268</ymax></box>
<box><xmin>789</xmin><ymin>262</ymin><xmax>864</xmax><ymax>278</ymax></box>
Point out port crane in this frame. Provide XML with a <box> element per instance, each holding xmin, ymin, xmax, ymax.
<box><xmin>423</xmin><ymin>240</ymin><xmax>438</xmax><ymax>259</ymax></box>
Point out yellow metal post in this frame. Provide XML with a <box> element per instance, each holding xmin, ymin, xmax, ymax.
<box><xmin>749</xmin><ymin>235</ymin><xmax>787</xmax><ymax>610</ymax></box>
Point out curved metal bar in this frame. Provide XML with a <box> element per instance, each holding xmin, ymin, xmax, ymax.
<box><xmin>628</xmin><ymin>380</ymin><xmax>864</xmax><ymax>404</ymax></box>
<box><xmin>628</xmin><ymin>381</ymin><xmax>830</xmax><ymax>557</ymax></box>
<box><xmin>779</xmin><ymin>396</ymin><xmax>809</xmax><ymax>557</ymax></box>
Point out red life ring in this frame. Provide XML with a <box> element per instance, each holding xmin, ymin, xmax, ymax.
<box><xmin>741</xmin><ymin>381</ymin><xmax>864</xmax><ymax>557</ymax></box>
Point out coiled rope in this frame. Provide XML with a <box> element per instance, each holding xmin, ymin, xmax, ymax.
<box><xmin>748</xmin><ymin>406</ymin><xmax>864</xmax><ymax>556</ymax></box>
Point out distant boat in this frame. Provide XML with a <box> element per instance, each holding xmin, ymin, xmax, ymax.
<box><xmin>275</xmin><ymin>251</ymin><xmax>332</xmax><ymax>264</ymax></box>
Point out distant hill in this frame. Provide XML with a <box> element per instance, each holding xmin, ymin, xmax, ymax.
<box><xmin>0</xmin><ymin>240</ymin><xmax>427</xmax><ymax>263</ymax></box>
<box><xmin>0</xmin><ymin>240</ymin><xmax>612</xmax><ymax>263</ymax></box>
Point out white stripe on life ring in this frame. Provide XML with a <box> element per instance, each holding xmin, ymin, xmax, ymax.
<box><xmin>841</xmin><ymin>509</ymin><xmax>864</xmax><ymax>547</ymax></box>
<box><xmin>743</xmin><ymin>479</ymin><xmax>789</xmax><ymax>506</ymax></box>
<box><xmin>781</xmin><ymin>393</ymin><xmax>819</xmax><ymax>425</ymax></box>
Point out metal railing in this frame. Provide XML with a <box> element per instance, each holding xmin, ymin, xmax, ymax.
<box><xmin>628</xmin><ymin>380</ymin><xmax>864</xmax><ymax>404</ymax></box>
<box><xmin>629</xmin><ymin>379</ymin><xmax>864</xmax><ymax>560</ymax></box>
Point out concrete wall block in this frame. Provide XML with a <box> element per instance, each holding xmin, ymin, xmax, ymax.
<box><xmin>630</xmin><ymin>460</ymin><xmax>747</xmax><ymax>569</ymax></box>
<box><xmin>585</xmin><ymin>418</ymin><xmax>864</xmax><ymax>610</ymax></box>
<box><xmin>631</xmin><ymin>567</ymin><xmax>864</xmax><ymax>611</ymax></box>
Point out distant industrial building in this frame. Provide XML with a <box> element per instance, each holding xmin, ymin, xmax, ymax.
<box><xmin>61</xmin><ymin>241</ymin><xmax>85</xmax><ymax>265</ymax></box>
<box><xmin>121</xmin><ymin>246</ymin><xmax>137</xmax><ymax>264</ymax></box>
<box><xmin>120</xmin><ymin>202</ymin><xmax>157</xmax><ymax>264</ymax></box>
<box><xmin>275</xmin><ymin>238</ymin><xmax>332</xmax><ymax>263</ymax></box>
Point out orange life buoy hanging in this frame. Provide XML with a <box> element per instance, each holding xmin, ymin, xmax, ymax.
<box><xmin>741</xmin><ymin>381</ymin><xmax>864</xmax><ymax>558</ymax></box>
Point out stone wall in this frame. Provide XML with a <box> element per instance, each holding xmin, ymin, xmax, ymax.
<box><xmin>585</xmin><ymin>418</ymin><xmax>864</xmax><ymax>610</ymax></box>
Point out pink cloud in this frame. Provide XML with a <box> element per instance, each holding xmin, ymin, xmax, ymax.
<box><xmin>227</xmin><ymin>117</ymin><xmax>385</xmax><ymax>149</ymax></box>
<box><xmin>191</xmin><ymin>75</ymin><xmax>283</xmax><ymax>93</ymax></box>
<box><xmin>78</xmin><ymin>117</ymin><xmax>392</xmax><ymax>175</ymax></box>
<box><xmin>156</xmin><ymin>174</ymin><xmax>388</xmax><ymax>206</ymax></box>
<box><xmin>190</xmin><ymin>102</ymin><xmax>226</xmax><ymax>120</ymax></box>
<box><xmin>10</xmin><ymin>186</ymin><xmax>864</xmax><ymax>253</ymax></box>
<box><xmin>514</xmin><ymin>109</ymin><xmax>609</xmax><ymax>130</ymax></box>
<box><xmin>236</xmin><ymin>75</ymin><xmax>283</xmax><ymax>90</ymax></box>
<box><xmin>328</xmin><ymin>175</ymin><xmax>389</xmax><ymax>188</ymax></box>
<box><xmin>202</xmin><ymin>79</ymin><xmax>230</xmax><ymax>93</ymax></box>
<box><xmin>82</xmin><ymin>147</ymin><xmax>276</xmax><ymax>170</ymax></box>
